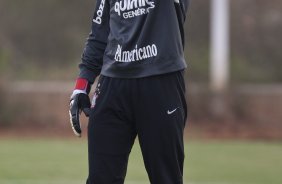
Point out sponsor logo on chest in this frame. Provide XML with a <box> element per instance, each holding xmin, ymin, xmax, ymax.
<box><xmin>115</xmin><ymin>44</ymin><xmax>158</xmax><ymax>62</ymax></box>
<box><xmin>114</xmin><ymin>0</ymin><xmax>155</xmax><ymax>19</ymax></box>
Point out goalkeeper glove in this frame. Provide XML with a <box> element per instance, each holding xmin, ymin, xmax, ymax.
<box><xmin>69</xmin><ymin>78</ymin><xmax>91</xmax><ymax>137</ymax></box>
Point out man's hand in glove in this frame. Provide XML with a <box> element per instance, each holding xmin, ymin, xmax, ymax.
<box><xmin>69</xmin><ymin>78</ymin><xmax>92</xmax><ymax>137</ymax></box>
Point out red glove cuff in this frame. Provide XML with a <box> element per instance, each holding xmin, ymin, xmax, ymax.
<box><xmin>74</xmin><ymin>78</ymin><xmax>88</xmax><ymax>90</ymax></box>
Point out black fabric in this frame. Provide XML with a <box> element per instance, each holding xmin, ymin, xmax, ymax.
<box><xmin>86</xmin><ymin>71</ymin><xmax>187</xmax><ymax>184</ymax></box>
<box><xmin>79</xmin><ymin>0</ymin><xmax>190</xmax><ymax>80</ymax></box>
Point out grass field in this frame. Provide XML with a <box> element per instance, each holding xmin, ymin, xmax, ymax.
<box><xmin>0</xmin><ymin>139</ymin><xmax>281</xmax><ymax>184</ymax></box>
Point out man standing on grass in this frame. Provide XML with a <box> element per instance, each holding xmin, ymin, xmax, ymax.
<box><xmin>69</xmin><ymin>0</ymin><xmax>190</xmax><ymax>183</ymax></box>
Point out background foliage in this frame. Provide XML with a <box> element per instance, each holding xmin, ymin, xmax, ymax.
<box><xmin>0</xmin><ymin>0</ymin><xmax>281</xmax><ymax>82</ymax></box>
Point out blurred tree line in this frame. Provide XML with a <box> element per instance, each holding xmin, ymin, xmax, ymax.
<box><xmin>0</xmin><ymin>0</ymin><xmax>281</xmax><ymax>82</ymax></box>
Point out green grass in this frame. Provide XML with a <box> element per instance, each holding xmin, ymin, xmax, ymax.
<box><xmin>0</xmin><ymin>139</ymin><xmax>281</xmax><ymax>184</ymax></box>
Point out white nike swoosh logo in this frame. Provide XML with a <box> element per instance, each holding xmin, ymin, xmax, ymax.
<box><xmin>167</xmin><ymin>108</ymin><xmax>179</xmax><ymax>115</ymax></box>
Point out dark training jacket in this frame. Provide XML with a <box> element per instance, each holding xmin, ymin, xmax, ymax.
<box><xmin>79</xmin><ymin>0</ymin><xmax>190</xmax><ymax>83</ymax></box>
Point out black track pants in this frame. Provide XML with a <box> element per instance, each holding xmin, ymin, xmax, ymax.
<box><xmin>86</xmin><ymin>71</ymin><xmax>188</xmax><ymax>184</ymax></box>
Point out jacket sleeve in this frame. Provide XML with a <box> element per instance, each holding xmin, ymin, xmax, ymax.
<box><xmin>78</xmin><ymin>0</ymin><xmax>110</xmax><ymax>84</ymax></box>
<box><xmin>175</xmin><ymin>0</ymin><xmax>190</xmax><ymax>48</ymax></box>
